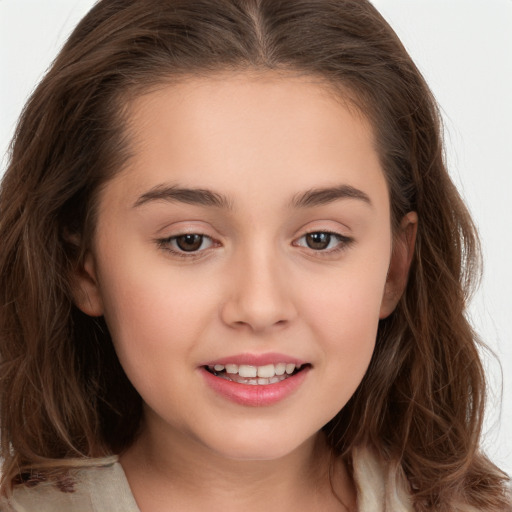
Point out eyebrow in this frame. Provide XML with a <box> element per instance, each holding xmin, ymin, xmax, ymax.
<box><xmin>133</xmin><ymin>185</ymin><xmax>233</xmax><ymax>210</ymax></box>
<box><xmin>133</xmin><ymin>183</ymin><xmax>372</xmax><ymax>210</ymax></box>
<box><xmin>290</xmin><ymin>185</ymin><xmax>372</xmax><ymax>209</ymax></box>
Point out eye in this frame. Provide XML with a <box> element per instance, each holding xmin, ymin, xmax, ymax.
<box><xmin>294</xmin><ymin>231</ymin><xmax>352</xmax><ymax>252</ymax></box>
<box><xmin>159</xmin><ymin>233</ymin><xmax>215</xmax><ymax>254</ymax></box>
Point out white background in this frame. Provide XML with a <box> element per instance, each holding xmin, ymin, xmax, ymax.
<box><xmin>1</xmin><ymin>0</ymin><xmax>511</xmax><ymax>476</ymax></box>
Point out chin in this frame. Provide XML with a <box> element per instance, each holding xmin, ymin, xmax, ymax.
<box><xmin>201</xmin><ymin>425</ymin><xmax>317</xmax><ymax>463</ymax></box>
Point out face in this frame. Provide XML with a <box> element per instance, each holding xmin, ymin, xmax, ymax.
<box><xmin>76</xmin><ymin>72</ymin><xmax>414</xmax><ymax>462</ymax></box>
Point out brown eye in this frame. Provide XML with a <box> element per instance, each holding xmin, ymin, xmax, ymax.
<box><xmin>305</xmin><ymin>232</ymin><xmax>332</xmax><ymax>250</ymax></box>
<box><xmin>157</xmin><ymin>233</ymin><xmax>215</xmax><ymax>256</ymax></box>
<box><xmin>294</xmin><ymin>231</ymin><xmax>353</xmax><ymax>253</ymax></box>
<box><xmin>175</xmin><ymin>234</ymin><xmax>205</xmax><ymax>252</ymax></box>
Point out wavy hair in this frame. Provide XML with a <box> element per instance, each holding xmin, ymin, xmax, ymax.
<box><xmin>0</xmin><ymin>0</ymin><xmax>509</xmax><ymax>509</ymax></box>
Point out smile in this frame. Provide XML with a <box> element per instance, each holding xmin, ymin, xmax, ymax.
<box><xmin>200</xmin><ymin>353</ymin><xmax>311</xmax><ymax>406</ymax></box>
<box><xmin>205</xmin><ymin>363</ymin><xmax>305</xmax><ymax>385</ymax></box>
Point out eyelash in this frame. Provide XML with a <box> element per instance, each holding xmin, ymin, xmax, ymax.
<box><xmin>293</xmin><ymin>231</ymin><xmax>354</xmax><ymax>256</ymax></box>
<box><xmin>156</xmin><ymin>230</ymin><xmax>353</xmax><ymax>259</ymax></box>
<box><xmin>156</xmin><ymin>234</ymin><xmax>218</xmax><ymax>259</ymax></box>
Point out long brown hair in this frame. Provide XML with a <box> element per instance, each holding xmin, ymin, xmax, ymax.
<box><xmin>0</xmin><ymin>0</ymin><xmax>509</xmax><ymax>509</ymax></box>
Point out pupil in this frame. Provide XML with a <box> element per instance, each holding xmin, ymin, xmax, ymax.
<box><xmin>306</xmin><ymin>232</ymin><xmax>330</xmax><ymax>250</ymax></box>
<box><xmin>176</xmin><ymin>234</ymin><xmax>203</xmax><ymax>252</ymax></box>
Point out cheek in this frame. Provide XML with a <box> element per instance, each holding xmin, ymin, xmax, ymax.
<box><xmin>95</xmin><ymin>252</ymin><xmax>219</xmax><ymax>374</ymax></box>
<box><xmin>299</xmin><ymin>248</ymin><xmax>390</xmax><ymax>386</ymax></box>
<box><xmin>95</xmin><ymin>262</ymin><xmax>222</xmax><ymax>422</ymax></box>
<box><xmin>309</xmin><ymin>282</ymin><xmax>381</xmax><ymax>368</ymax></box>
<box><xmin>303</xmin><ymin>291</ymin><xmax>380</xmax><ymax>417</ymax></box>
<box><xmin>305</xmin><ymin>251</ymin><xmax>388</xmax><ymax>332</ymax></box>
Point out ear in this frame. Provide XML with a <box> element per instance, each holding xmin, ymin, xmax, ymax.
<box><xmin>71</xmin><ymin>250</ymin><xmax>104</xmax><ymax>317</ymax></box>
<box><xmin>379</xmin><ymin>211</ymin><xmax>418</xmax><ymax>319</ymax></box>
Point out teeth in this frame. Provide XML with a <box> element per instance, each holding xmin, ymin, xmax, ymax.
<box><xmin>257</xmin><ymin>364</ymin><xmax>275</xmax><ymax>378</ymax></box>
<box><xmin>238</xmin><ymin>365</ymin><xmax>257</xmax><ymax>378</ymax></box>
<box><xmin>225</xmin><ymin>364</ymin><xmax>238</xmax><ymax>374</ymax></box>
<box><xmin>275</xmin><ymin>363</ymin><xmax>286</xmax><ymax>376</ymax></box>
<box><xmin>208</xmin><ymin>362</ymin><xmax>303</xmax><ymax>379</ymax></box>
<box><xmin>218</xmin><ymin>373</ymin><xmax>290</xmax><ymax>385</ymax></box>
<box><xmin>285</xmin><ymin>363</ymin><xmax>295</xmax><ymax>375</ymax></box>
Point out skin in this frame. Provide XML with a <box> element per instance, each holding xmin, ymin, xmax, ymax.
<box><xmin>74</xmin><ymin>72</ymin><xmax>416</xmax><ymax>512</ymax></box>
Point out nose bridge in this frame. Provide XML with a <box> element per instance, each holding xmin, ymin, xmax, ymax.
<box><xmin>221</xmin><ymin>236</ymin><xmax>295</xmax><ymax>332</ymax></box>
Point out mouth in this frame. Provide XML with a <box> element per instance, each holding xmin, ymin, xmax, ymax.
<box><xmin>204</xmin><ymin>362</ymin><xmax>309</xmax><ymax>386</ymax></box>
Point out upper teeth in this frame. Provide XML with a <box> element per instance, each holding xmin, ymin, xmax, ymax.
<box><xmin>210</xmin><ymin>363</ymin><xmax>300</xmax><ymax>378</ymax></box>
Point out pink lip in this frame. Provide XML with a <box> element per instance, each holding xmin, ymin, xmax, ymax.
<box><xmin>200</xmin><ymin>365</ymin><xmax>310</xmax><ymax>407</ymax></box>
<box><xmin>202</xmin><ymin>352</ymin><xmax>307</xmax><ymax>367</ymax></box>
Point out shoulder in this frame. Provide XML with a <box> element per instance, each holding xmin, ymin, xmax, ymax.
<box><xmin>1</xmin><ymin>458</ymin><xmax>140</xmax><ymax>512</ymax></box>
<box><xmin>352</xmin><ymin>446</ymin><xmax>504</xmax><ymax>512</ymax></box>
<box><xmin>352</xmin><ymin>445</ymin><xmax>414</xmax><ymax>512</ymax></box>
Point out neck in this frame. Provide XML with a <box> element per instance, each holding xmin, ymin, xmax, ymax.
<box><xmin>120</xmin><ymin>419</ymin><xmax>356</xmax><ymax>512</ymax></box>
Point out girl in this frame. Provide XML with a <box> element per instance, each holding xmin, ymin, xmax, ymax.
<box><xmin>0</xmin><ymin>0</ymin><xmax>510</xmax><ymax>510</ymax></box>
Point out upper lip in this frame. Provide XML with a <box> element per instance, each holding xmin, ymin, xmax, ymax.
<box><xmin>201</xmin><ymin>352</ymin><xmax>308</xmax><ymax>367</ymax></box>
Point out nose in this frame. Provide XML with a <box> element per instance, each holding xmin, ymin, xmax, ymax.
<box><xmin>219</xmin><ymin>245</ymin><xmax>297</xmax><ymax>334</ymax></box>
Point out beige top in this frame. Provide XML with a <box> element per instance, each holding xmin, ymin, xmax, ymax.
<box><xmin>1</xmin><ymin>460</ymin><xmax>139</xmax><ymax>512</ymax></box>
<box><xmin>1</xmin><ymin>446</ymin><xmax>483</xmax><ymax>512</ymax></box>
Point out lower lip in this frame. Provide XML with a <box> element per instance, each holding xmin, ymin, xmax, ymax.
<box><xmin>200</xmin><ymin>367</ymin><xmax>310</xmax><ymax>407</ymax></box>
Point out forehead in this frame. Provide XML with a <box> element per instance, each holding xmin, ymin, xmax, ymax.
<box><xmin>103</xmin><ymin>71</ymin><xmax>388</xmax><ymax>214</ymax></box>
